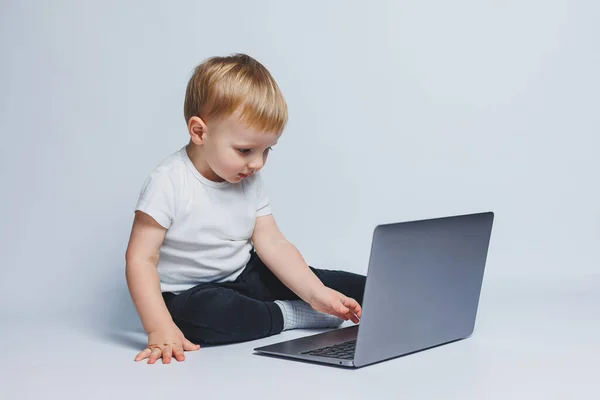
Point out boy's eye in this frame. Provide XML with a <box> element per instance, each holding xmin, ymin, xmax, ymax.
<box><xmin>237</xmin><ymin>147</ymin><xmax>274</xmax><ymax>155</ymax></box>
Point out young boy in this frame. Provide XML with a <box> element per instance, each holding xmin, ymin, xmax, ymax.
<box><xmin>125</xmin><ymin>53</ymin><xmax>366</xmax><ymax>364</ymax></box>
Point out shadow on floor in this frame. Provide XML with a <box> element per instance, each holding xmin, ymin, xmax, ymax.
<box><xmin>80</xmin><ymin>276</ymin><xmax>147</xmax><ymax>351</ymax></box>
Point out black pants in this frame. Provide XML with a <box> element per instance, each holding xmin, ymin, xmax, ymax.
<box><xmin>162</xmin><ymin>250</ymin><xmax>366</xmax><ymax>346</ymax></box>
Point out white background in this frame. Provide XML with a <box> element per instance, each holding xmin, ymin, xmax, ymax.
<box><xmin>1</xmin><ymin>1</ymin><xmax>598</xmax><ymax>398</ymax></box>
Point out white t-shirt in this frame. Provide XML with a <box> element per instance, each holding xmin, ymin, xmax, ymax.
<box><xmin>135</xmin><ymin>145</ymin><xmax>272</xmax><ymax>294</ymax></box>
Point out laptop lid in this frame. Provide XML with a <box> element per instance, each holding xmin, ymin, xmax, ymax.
<box><xmin>353</xmin><ymin>212</ymin><xmax>494</xmax><ymax>367</ymax></box>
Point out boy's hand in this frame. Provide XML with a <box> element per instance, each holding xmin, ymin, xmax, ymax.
<box><xmin>308</xmin><ymin>287</ymin><xmax>362</xmax><ymax>323</ymax></box>
<box><xmin>135</xmin><ymin>323</ymin><xmax>201</xmax><ymax>364</ymax></box>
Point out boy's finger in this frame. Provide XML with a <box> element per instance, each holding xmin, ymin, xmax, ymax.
<box><xmin>346</xmin><ymin>311</ymin><xmax>359</xmax><ymax>323</ymax></box>
<box><xmin>336</xmin><ymin>303</ymin><xmax>350</xmax><ymax>316</ymax></box>
<box><xmin>162</xmin><ymin>346</ymin><xmax>173</xmax><ymax>364</ymax></box>
<box><xmin>328</xmin><ymin>307</ymin><xmax>346</xmax><ymax>320</ymax></box>
<box><xmin>183</xmin><ymin>338</ymin><xmax>201</xmax><ymax>351</ymax></box>
<box><xmin>148</xmin><ymin>348</ymin><xmax>162</xmax><ymax>364</ymax></box>
<box><xmin>343</xmin><ymin>298</ymin><xmax>362</xmax><ymax>318</ymax></box>
<box><xmin>135</xmin><ymin>348</ymin><xmax>152</xmax><ymax>361</ymax></box>
<box><xmin>342</xmin><ymin>297</ymin><xmax>359</xmax><ymax>309</ymax></box>
<box><xmin>173</xmin><ymin>347</ymin><xmax>185</xmax><ymax>361</ymax></box>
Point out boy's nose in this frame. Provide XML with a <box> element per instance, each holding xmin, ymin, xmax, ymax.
<box><xmin>248</xmin><ymin>158</ymin><xmax>264</xmax><ymax>171</ymax></box>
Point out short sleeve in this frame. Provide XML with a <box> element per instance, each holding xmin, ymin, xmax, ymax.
<box><xmin>135</xmin><ymin>171</ymin><xmax>178</xmax><ymax>229</ymax></box>
<box><xmin>255</xmin><ymin>172</ymin><xmax>272</xmax><ymax>217</ymax></box>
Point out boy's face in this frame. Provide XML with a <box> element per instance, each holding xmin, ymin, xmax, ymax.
<box><xmin>189</xmin><ymin>113</ymin><xmax>281</xmax><ymax>183</ymax></box>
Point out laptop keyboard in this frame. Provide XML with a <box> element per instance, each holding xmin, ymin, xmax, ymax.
<box><xmin>300</xmin><ymin>339</ymin><xmax>356</xmax><ymax>359</ymax></box>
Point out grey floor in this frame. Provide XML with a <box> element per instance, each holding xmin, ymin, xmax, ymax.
<box><xmin>2</xmin><ymin>277</ymin><xmax>599</xmax><ymax>399</ymax></box>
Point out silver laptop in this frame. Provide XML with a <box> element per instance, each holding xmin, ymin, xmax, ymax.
<box><xmin>253</xmin><ymin>211</ymin><xmax>494</xmax><ymax>368</ymax></box>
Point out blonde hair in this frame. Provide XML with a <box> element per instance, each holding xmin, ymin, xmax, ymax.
<box><xmin>184</xmin><ymin>53</ymin><xmax>288</xmax><ymax>134</ymax></box>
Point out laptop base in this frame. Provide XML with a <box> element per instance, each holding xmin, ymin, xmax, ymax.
<box><xmin>253</xmin><ymin>325</ymin><xmax>359</xmax><ymax>368</ymax></box>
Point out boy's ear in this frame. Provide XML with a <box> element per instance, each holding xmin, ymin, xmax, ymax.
<box><xmin>188</xmin><ymin>116</ymin><xmax>208</xmax><ymax>145</ymax></box>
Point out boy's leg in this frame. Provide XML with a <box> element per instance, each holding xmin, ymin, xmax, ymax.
<box><xmin>164</xmin><ymin>284</ymin><xmax>284</xmax><ymax>346</ymax></box>
<box><xmin>162</xmin><ymin>250</ymin><xmax>304</xmax><ymax>346</ymax></box>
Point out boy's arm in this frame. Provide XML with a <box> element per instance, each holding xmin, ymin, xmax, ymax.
<box><xmin>251</xmin><ymin>214</ymin><xmax>361</xmax><ymax>322</ymax></box>
<box><xmin>125</xmin><ymin>211</ymin><xmax>174</xmax><ymax>333</ymax></box>
<box><xmin>125</xmin><ymin>211</ymin><xmax>200</xmax><ymax>363</ymax></box>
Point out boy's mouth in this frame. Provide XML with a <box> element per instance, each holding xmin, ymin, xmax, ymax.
<box><xmin>238</xmin><ymin>173</ymin><xmax>249</xmax><ymax>179</ymax></box>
